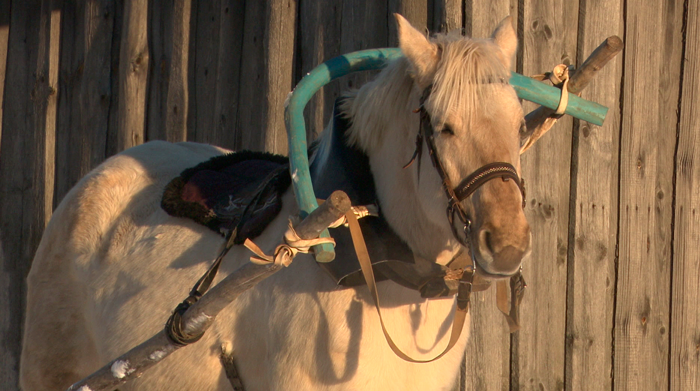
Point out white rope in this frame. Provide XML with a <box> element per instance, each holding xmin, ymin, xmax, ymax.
<box><xmin>549</xmin><ymin>64</ymin><xmax>570</xmax><ymax>115</ymax></box>
<box><xmin>328</xmin><ymin>204</ymin><xmax>379</xmax><ymax>228</ymax></box>
<box><xmin>532</xmin><ymin>64</ymin><xmax>571</xmax><ymax>115</ymax></box>
<box><xmin>244</xmin><ymin>219</ymin><xmax>336</xmax><ymax>267</ymax></box>
<box><xmin>244</xmin><ymin>203</ymin><xmax>377</xmax><ymax>266</ymax></box>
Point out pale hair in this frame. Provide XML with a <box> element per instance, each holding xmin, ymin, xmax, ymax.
<box><xmin>342</xmin><ymin>33</ymin><xmax>511</xmax><ymax>150</ymax></box>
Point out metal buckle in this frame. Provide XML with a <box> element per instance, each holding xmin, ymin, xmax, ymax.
<box><xmin>456</xmin><ymin>266</ymin><xmax>474</xmax><ymax>311</ymax></box>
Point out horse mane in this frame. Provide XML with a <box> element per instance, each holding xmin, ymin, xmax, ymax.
<box><xmin>341</xmin><ymin>33</ymin><xmax>511</xmax><ymax>151</ymax></box>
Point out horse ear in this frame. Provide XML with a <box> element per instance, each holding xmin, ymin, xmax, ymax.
<box><xmin>395</xmin><ymin>14</ymin><xmax>439</xmax><ymax>88</ymax></box>
<box><xmin>491</xmin><ymin>16</ymin><xmax>517</xmax><ymax>69</ymax></box>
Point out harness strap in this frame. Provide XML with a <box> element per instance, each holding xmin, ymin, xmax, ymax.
<box><xmin>345</xmin><ymin>210</ymin><xmax>470</xmax><ymax>363</ymax></box>
<box><xmin>453</xmin><ymin>162</ymin><xmax>523</xmax><ymax>204</ymax></box>
<box><xmin>496</xmin><ymin>271</ymin><xmax>527</xmax><ymax>332</ymax></box>
<box><xmin>165</xmin><ymin>165</ymin><xmax>289</xmax><ymax>346</ymax></box>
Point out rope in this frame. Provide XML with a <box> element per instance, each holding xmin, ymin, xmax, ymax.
<box><xmin>532</xmin><ymin>64</ymin><xmax>571</xmax><ymax>115</ymax></box>
<box><xmin>327</xmin><ymin>204</ymin><xmax>379</xmax><ymax>228</ymax></box>
<box><xmin>244</xmin><ymin>219</ymin><xmax>336</xmax><ymax>266</ymax></box>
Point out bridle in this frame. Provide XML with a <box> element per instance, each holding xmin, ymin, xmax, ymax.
<box><xmin>403</xmin><ymin>85</ymin><xmax>529</xmax><ymax>335</ymax></box>
<box><xmin>406</xmin><ymin>86</ymin><xmax>527</xmax><ymax>250</ymax></box>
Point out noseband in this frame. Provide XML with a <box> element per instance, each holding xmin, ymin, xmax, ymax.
<box><xmin>406</xmin><ymin>86</ymin><xmax>527</xmax><ymax>249</ymax></box>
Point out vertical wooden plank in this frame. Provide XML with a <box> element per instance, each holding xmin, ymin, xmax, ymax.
<box><xmin>189</xmin><ymin>0</ymin><xmax>221</xmax><ymax>144</ymax></box>
<box><xmin>432</xmin><ymin>0</ymin><xmax>462</xmax><ymax>34</ymax></box>
<box><xmin>0</xmin><ymin>0</ymin><xmax>10</xmax><ymax>143</ymax></box>
<box><xmin>261</xmin><ymin>0</ymin><xmax>296</xmax><ymax>154</ymax></box>
<box><xmin>464</xmin><ymin>0</ymin><xmax>517</xmax><ymax>39</ymax></box>
<box><xmin>514</xmin><ymin>0</ymin><xmax>579</xmax><ymax>389</ymax></box>
<box><xmin>54</xmin><ymin>0</ymin><xmax>115</xmax><ymax>205</ymax></box>
<box><xmin>459</xmin><ymin>5</ymin><xmax>515</xmax><ymax>391</ymax></box>
<box><xmin>298</xmin><ymin>0</ymin><xmax>342</xmax><ymax>141</ymax></box>
<box><xmin>670</xmin><ymin>0</ymin><xmax>700</xmax><ymax>388</ymax></box>
<box><xmin>388</xmin><ymin>0</ymin><xmax>429</xmax><ymax>45</ymax></box>
<box><xmin>566</xmin><ymin>1</ymin><xmax>623</xmax><ymax>390</ymax></box>
<box><xmin>106</xmin><ymin>0</ymin><xmax>124</xmax><ymax>157</ymax></box>
<box><xmin>116</xmin><ymin>0</ymin><xmax>149</xmax><ymax>152</ymax></box>
<box><xmin>211</xmin><ymin>0</ymin><xmax>245</xmax><ymax>149</ymax></box>
<box><xmin>237</xmin><ymin>0</ymin><xmax>296</xmax><ymax>154</ymax></box>
<box><xmin>615</xmin><ymin>0</ymin><xmax>685</xmax><ymax>389</ymax></box>
<box><xmin>338</xmin><ymin>0</ymin><xmax>390</xmax><ymax>71</ymax></box>
<box><xmin>164</xmin><ymin>0</ymin><xmax>192</xmax><ymax>143</ymax></box>
<box><xmin>147</xmin><ymin>0</ymin><xmax>174</xmax><ymax>142</ymax></box>
<box><xmin>0</xmin><ymin>0</ymin><xmax>58</xmax><ymax>387</ymax></box>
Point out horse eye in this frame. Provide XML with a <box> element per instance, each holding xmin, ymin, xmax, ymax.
<box><xmin>441</xmin><ymin>125</ymin><xmax>455</xmax><ymax>135</ymax></box>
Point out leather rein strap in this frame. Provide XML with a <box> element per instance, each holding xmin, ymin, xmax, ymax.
<box><xmin>417</xmin><ymin>86</ymin><xmax>526</xmax><ymax>248</ymax></box>
<box><xmin>345</xmin><ymin>210</ymin><xmax>472</xmax><ymax>363</ymax></box>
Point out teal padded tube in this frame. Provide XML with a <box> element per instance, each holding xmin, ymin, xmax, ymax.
<box><xmin>284</xmin><ymin>49</ymin><xmax>403</xmax><ymax>263</ymax></box>
<box><xmin>284</xmin><ymin>48</ymin><xmax>608</xmax><ymax>262</ymax></box>
<box><xmin>509</xmin><ymin>72</ymin><xmax>607</xmax><ymax>125</ymax></box>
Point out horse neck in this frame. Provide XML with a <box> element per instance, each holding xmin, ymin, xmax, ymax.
<box><xmin>342</xmin><ymin>59</ymin><xmax>460</xmax><ymax>264</ymax></box>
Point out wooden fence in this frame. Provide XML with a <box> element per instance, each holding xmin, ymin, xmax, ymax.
<box><xmin>1</xmin><ymin>0</ymin><xmax>698</xmax><ymax>390</ymax></box>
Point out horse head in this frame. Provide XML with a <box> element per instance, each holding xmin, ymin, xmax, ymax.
<box><xmin>395</xmin><ymin>14</ymin><xmax>531</xmax><ymax>278</ymax></box>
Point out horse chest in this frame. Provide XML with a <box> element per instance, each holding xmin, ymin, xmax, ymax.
<box><xmin>225</xmin><ymin>264</ymin><xmax>467</xmax><ymax>390</ymax></box>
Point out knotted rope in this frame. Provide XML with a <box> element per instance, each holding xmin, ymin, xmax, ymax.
<box><xmin>327</xmin><ymin>204</ymin><xmax>379</xmax><ymax>228</ymax></box>
<box><xmin>532</xmin><ymin>64</ymin><xmax>571</xmax><ymax>115</ymax></box>
<box><xmin>244</xmin><ymin>219</ymin><xmax>336</xmax><ymax>266</ymax></box>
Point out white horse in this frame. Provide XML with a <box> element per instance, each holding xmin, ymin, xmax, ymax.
<box><xmin>21</xmin><ymin>15</ymin><xmax>530</xmax><ymax>390</ymax></box>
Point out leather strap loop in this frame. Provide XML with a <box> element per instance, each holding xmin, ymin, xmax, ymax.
<box><xmin>345</xmin><ymin>210</ymin><xmax>469</xmax><ymax>363</ymax></box>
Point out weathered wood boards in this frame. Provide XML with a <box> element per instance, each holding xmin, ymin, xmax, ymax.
<box><xmin>147</xmin><ymin>0</ymin><xmax>192</xmax><ymax>144</ymax></box>
<box><xmin>237</xmin><ymin>0</ymin><xmax>296</xmax><ymax>154</ymax></box>
<box><xmin>615</xmin><ymin>0</ymin><xmax>685</xmax><ymax>389</ymax></box>
<box><xmin>566</xmin><ymin>1</ymin><xmax>623</xmax><ymax>390</ymax></box>
<box><xmin>671</xmin><ymin>0</ymin><xmax>700</xmax><ymax>388</ymax></box>
<box><xmin>515</xmin><ymin>0</ymin><xmax>578</xmax><ymax>389</ymax></box>
<box><xmin>0</xmin><ymin>0</ymin><xmax>59</xmax><ymax>388</ymax></box>
<box><xmin>117</xmin><ymin>0</ymin><xmax>149</xmax><ymax>151</ymax></box>
<box><xmin>54</xmin><ymin>0</ymin><xmax>116</xmax><ymax>205</ymax></box>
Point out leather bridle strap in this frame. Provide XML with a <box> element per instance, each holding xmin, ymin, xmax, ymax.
<box><xmin>417</xmin><ymin>87</ymin><xmax>526</xmax><ymax>245</ymax></box>
<box><xmin>345</xmin><ymin>210</ymin><xmax>471</xmax><ymax>363</ymax></box>
<box><xmin>453</xmin><ymin>162</ymin><xmax>524</xmax><ymax>206</ymax></box>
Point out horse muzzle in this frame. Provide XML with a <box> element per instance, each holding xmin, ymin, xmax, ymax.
<box><xmin>472</xmin><ymin>223</ymin><xmax>531</xmax><ymax>278</ymax></box>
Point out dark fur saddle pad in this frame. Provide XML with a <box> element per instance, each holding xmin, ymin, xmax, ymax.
<box><xmin>161</xmin><ymin>151</ymin><xmax>291</xmax><ymax>245</ymax></box>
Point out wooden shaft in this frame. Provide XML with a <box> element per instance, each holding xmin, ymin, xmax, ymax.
<box><xmin>568</xmin><ymin>36</ymin><xmax>624</xmax><ymax>93</ymax></box>
<box><xmin>526</xmin><ymin>36</ymin><xmax>623</xmax><ymax>125</ymax></box>
<box><xmin>66</xmin><ymin>190</ymin><xmax>351</xmax><ymax>391</ymax></box>
<box><xmin>521</xmin><ymin>36</ymin><xmax>623</xmax><ymax>151</ymax></box>
<box><xmin>181</xmin><ymin>190</ymin><xmax>351</xmax><ymax>330</ymax></box>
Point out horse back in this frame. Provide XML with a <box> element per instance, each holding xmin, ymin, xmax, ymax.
<box><xmin>20</xmin><ymin>141</ymin><xmax>229</xmax><ymax>390</ymax></box>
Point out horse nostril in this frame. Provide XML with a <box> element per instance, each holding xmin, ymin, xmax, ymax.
<box><xmin>491</xmin><ymin>246</ymin><xmax>523</xmax><ymax>274</ymax></box>
<box><xmin>477</xmin><ymin>228</ymin><xmax>526</xmax><ymax>275</ymax></box>
<box><xmin>480</xmin><ymin>229</ymin><xmax>495</xmax><ymax>255</ymax></box>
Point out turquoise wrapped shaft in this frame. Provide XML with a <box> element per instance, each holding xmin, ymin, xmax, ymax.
<box><xmin>284</xmin><ymin>48</ymin><xmax>608</xmax><ymax>262</ymax></box>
